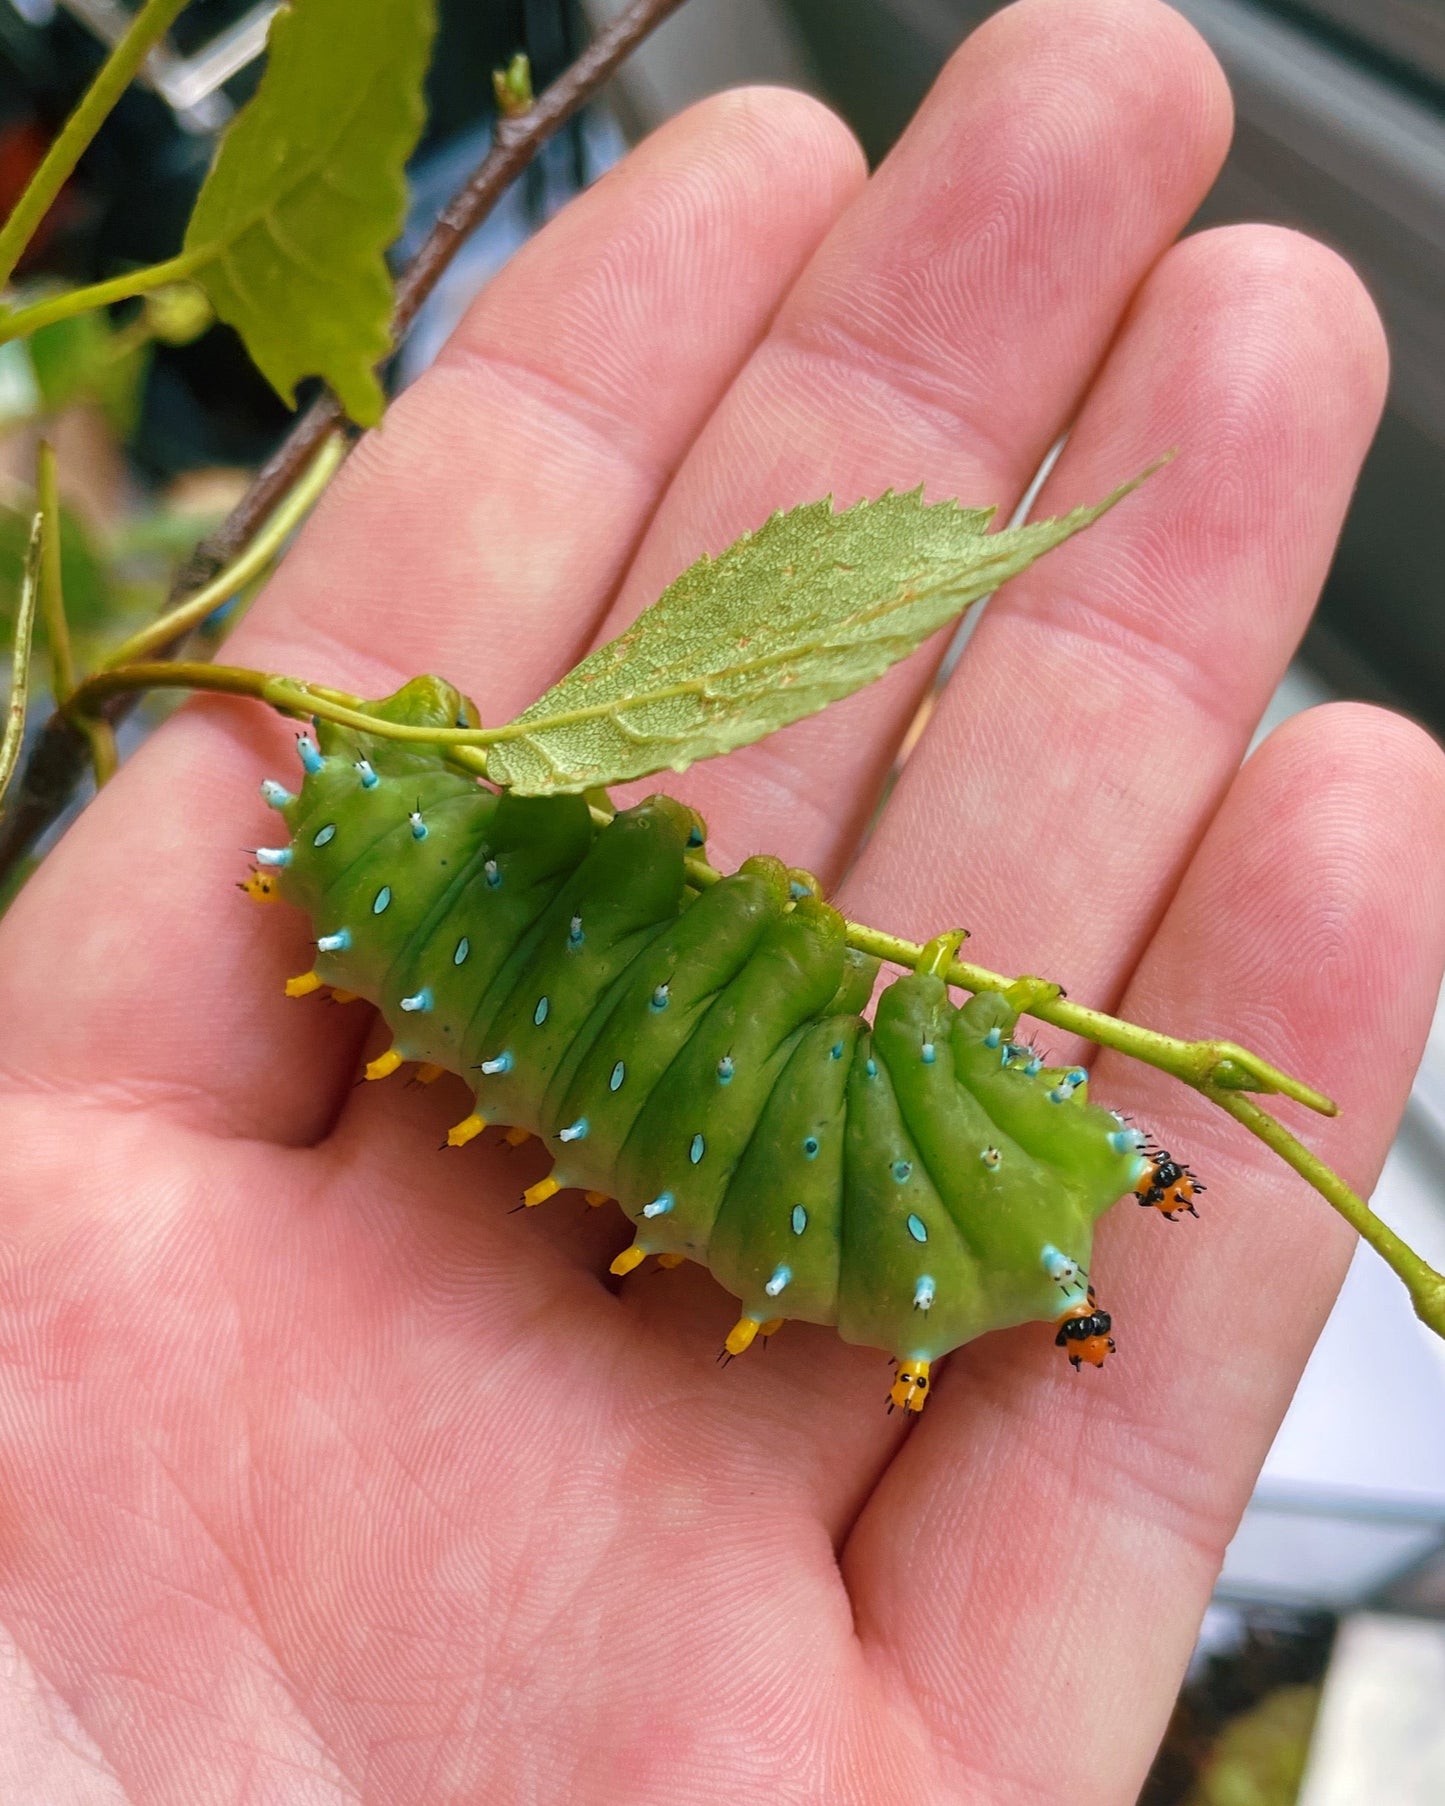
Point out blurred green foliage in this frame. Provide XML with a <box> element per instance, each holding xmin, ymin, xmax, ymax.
<box><xmin>1185</xmin><ymin>1683</ymin><xmax>1321</xmax><ymax>1806</ymax></box>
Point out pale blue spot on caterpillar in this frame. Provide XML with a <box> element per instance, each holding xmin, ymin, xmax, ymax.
<box><xmin>534</xmin><ymin>996</ymin><xmax>550</xmax><ymax>1026</ymax></box>
<box><xmin>1108</xmin><ymin>1128</ymin><xmax>1142</xmax><ymax>1155</ymax></box>
<box><xmin>892</xmin><ymin>1159</ymin><xmax>912</xmax><ymax>1183</ymax></box>
<box><xmin>865</xmin><ymin>1057</ymin><xmax>877</xmax><ymax>1078</ymax></box>
<box><xmin>296</xmin><ymin>734</ymin><xmax>322</xmax><ymax>774</ymax></box>
<box><xmin>355</xmin><ymin>760</ymin><xmax>378</xmax><ymax>789</ymax></box>
<box><xmin>453</xmin><ymin>937</ymin><xmax>470</xmax><ymax>965</ymax></box>
<box><xmin>689</xmin><ymin>1133</ymin><xmax>705</xmax><ymax>1164</ymax></box>
<box><xmin>610</xmin><ymin>1061</ymin><xmax>626</xmax><ymax>1091</ymax></box>
<box><xmin>1048</xmin><ymin>1068</ymin><xmax>1088</xmax><ymax>1104</ymax></box>
<box><xmin>802</xmin><ymin>1136</ymin><xmax>819</xmax><ymax>1159</ymax></box>
<box><xmin>788</xmin><ymin>880</ymin><xmax>810</xmax><ymax>900</ymax></box>
<box><xmin>983</xmin><ymin>1027</ymin><xmax>1002</xmax><ymax>1049</ymax></box>
<box><xmin>317</xmin><ymin>929</ymin><xmax>351</xmax><ymax>953</ymax></box>
<box><xmin>480</xmin><ymin>1051</ymin><xmax>513</xmax><ymax>1075</ymax></box>
<box><xmin>830</xmin><ymin>1041</ymin><xmax>844</xmax><ymax>1061</ymax></box>
<box><xmin>765</xmin><ymin>1264</ymin><xmax>791</xmax><ymax>1297</ymax></box>
<box><xmin>400</xmin><ymin>988</ymin><xmax>432</xmax><ymax>1013</ymax></box>
<box><xmin>1041</xmin><ymin>1244</ymin><xmax>1085</xmax><ymax>1289</ymax></box>
<box><xmin>409</xmin><ymin>811</ymin><xmax>427</xmax><ymax>840</ymax></box>
<box><xmin>312</xmin><ymin>823</ymin><xmax>337</xmax><ymax>848</ymax></box>
<box><xmin>643</xmin><ymin>1191</ymin><xmax>674</xmax><ymax>1218</ymax></box>
<box><xmin>791</xmin><ymin>1205</ymin><xmax>807</xmax><ymax>1235</ymax></box>
<box><xmin>921</xmin><ymin>1042</ymin><xmax>936</xmax><ymax>1064</ymax></box>
<box><xmin>716</xmin><ymin>1055</ymin><xmax>734</xmax><ymax>1085</ymax></box>
<box><xmin>906</xmin><ymin>1214</ymin><xmax>929</xmax><ymax>1244</ymax></box>
<box><xmin>373</xmin><ymin>886</ymin><xmax>391</xmax><ymax>914</ymax></box>
<box><xmin>913</xmin><ymin>1275</ymin><xmax>935</xmax><ymax>1311</ymax></box>
<box><xmin>255</xmin><ymin>846</ymin><xmax>292</xmax><ymax>867</ymax></box>
<box><xmin>261</xmin><ymin>779</ymin><xmax>294</xmax><ymax>809</ymax></box>
<box><xmin>980</xmin><ymin>1146</ymin><xmax>1001</xmax><ymax>1169</ymax></box>
<box><xmin>686</xmin><ymin>826</ymin><xmax>705</xmax><ymax>848</ymax></box>
<box><xmin>558</xmin><ymin>1118</ymin><xmax>589</xmax><ymax>1143</ymax></box>
<box><xmin>650</xmin><ymin>983</ymin><xmax>670</xmax><ymax>1012</ymax></box>
<box><xmin>568</xmin><ymin>915</ymin><xmax>584</xmax><ymax>949</ymax></box>
<box><xmin>484</xmin><ymin>858</ymin><xmax>501</xmax><ymax>889</ymax></box>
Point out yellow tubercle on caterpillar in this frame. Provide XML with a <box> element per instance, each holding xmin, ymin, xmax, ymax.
<box><xmin>238</xmin><ymin>869</ymin><xmax>281</xmax><ymax>902</ymax></box>
<box><xmin>284</xmin><ymin>971</ymin><xmax>325</xmax><ymax>998</ymax></box>
<box><xmin>522</xmin><ymin>1174</ymin><xmax>561</xmax><ymax>1209</ymax></box>
<box><xmin>584</xmin><ymin>1190</ymin><xmax>612</xmax><ymax>1209</ymax></box>
<box><xmin>888</xmin><ymin>1358</ymin><xmax>931</xmax><ymax>1415</ymax></box>
<box><xmin>446</xmin><ymin>1112</ymin><xmax>486</xmax><ymax>1148</ymax></box>
<box><xmin>330</xmin><ymin>989</ymin><xmax>361</xmax><ymax>1004</ymax></box>
<box><xmin>759</xmin><ymin>1317</ymin><xmax>784</xmax><ymax>1338</ymax></box>
<box><xmin>655</xmin><ymin>1250</ymin><xmax>686</xmax><ymax>1267</ymax></box>
<box><xmin>364</xmin><ymin>1048</ymin><xmax>404</xmax><ymax>1082</ymax></box>
<box><xmin>502</xmin><ymin>1126</ymin><xmax>532</xmax><ymax>1148</ymax></box>
<box><xmin>609</xmin><ymin>1245</ymin><xmax>646</xmax><ymax>1277</ymax></box>
<box><xmin>415</xmin><ymin>1063</ymin><xmax>445</xmax><ymax>1085</ymax></box>
<box><xmin>724</xmin><ymin>1317</ymin><xmax>760</xmax><ymax>1357</ymax></box>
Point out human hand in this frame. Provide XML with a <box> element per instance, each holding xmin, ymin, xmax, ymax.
<box><xmin>3</xmin><ymin>1</ymin><xmax>1443</xmax><ymax>1800</ymax></box>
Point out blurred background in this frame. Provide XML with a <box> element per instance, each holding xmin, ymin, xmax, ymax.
<box><xmin>2</xmin><ymin>2</ymin><xmax>1442</xmax><ymax>1798</ymax></box>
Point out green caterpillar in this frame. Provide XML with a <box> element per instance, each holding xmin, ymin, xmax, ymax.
<box><xmin>249</xmin><ymin>675</ymin><xmax>1196</xmax><ymax>1412</ymax></box>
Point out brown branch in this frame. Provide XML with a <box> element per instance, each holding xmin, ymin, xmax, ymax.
<box><xmin>0</xmin><ymin>0</ymin><xmax>689</xmax><ymax>887</ymax></box>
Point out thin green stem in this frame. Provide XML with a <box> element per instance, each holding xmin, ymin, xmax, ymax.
<box><xmin>731</xmin><ymin>900</ymin><xmax>1335</xmax><ymax>1116</ymax></box>
<box><xmin>0</xmin><ymin>515</ymin><xmax>43</xmax><ymax>807</ymax></box>
<box><xmin>34</xmin><ymin>442</ymin><xmax>115</xmax><ymax>787</ymax></box>
<box><xmin>0</xmin><ymin>0</ymin><xmax>194</xmax><ymax>292</ymax></box>
<box><xmin>1209</xmin><ymin>1088</ymin><xmax>1445</xmax><ymax>1338</ymax></box>
<box><xmin>0</xmin><ymin>252</ymin><xmax>204</xmax><ymax>345</ymax></box>
<box><xmin>101</xmin><ymin>433</ymin><xmax>347</xmax><ymax>668</ymax></box>
<box><xmin>35</xmin><ymin>442</ymin><xmax>73</xmax><ymax>703</ymax></box>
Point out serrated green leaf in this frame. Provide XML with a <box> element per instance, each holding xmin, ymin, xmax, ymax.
<box><xmin>181</xmin><ymin>0</ymin><xmax>436</xmax><ymax>426</ymax></box>
<box><xmin>486</xmin><ymin>467</ymin><xmax>1161</xmax><ymax>795</ymax></box>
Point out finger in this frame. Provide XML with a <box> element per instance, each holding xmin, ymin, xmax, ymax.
<box><xmin>595</xmin><ymin>0</ymin><xmax>1233</xmax><ymax>879</ymax></box>
<box><xmin>845</xmin><ymin>703</ymin><xmax>1445</xmax><ymax>1805</ymax></box>
<box><xmin>844</xmin><ymin>223</ymin><xmax>1389</xmax><ymax>1025</ymax></box>
<box><xmin>0</xmin><ymin>91</ymin><xmax>864</xmax><ymax>1143</ymax></box>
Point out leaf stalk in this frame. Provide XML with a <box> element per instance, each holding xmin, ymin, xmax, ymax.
<box><xmin>100</xmin><ymin>431</ymin><xmax>347</xmax><ymax>670</ymax></box>
<box><xmin>0</xmin><ymin>515</ymin><xmax>43</xmax><ymax>807</ymax></box>
<box><xmin>0</xmin><ymin>252</ymin><xmax>205</xmax><ymax>345</ymax></box>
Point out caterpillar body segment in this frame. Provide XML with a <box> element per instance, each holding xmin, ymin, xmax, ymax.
<box><xmin>263</xmin><ymin>679</ymin><xmax>1168</xmax><ymax>1411</ymax></box>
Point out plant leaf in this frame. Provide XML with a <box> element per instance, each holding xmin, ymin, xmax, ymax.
<box><xmin>181</xmin><ymin>0</ymin><xmax>436</xmax><ymax>426</ymax></box>
<box><xmin>486</xmin><ymin>465</ymin><xmax>1162</xmax><ymax>795</ymax></box>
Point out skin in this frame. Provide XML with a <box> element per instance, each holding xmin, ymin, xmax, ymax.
<box><xmin>1</xmin><ymin>0</ymin><xmax>1443</xmax><ymax>1799</ymax></box>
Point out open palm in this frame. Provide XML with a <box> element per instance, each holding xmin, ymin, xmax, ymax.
<box><xmin>3</xmin><ymin>2</ymin><xmax>1444</xmax><ymax>1800</ymax></box>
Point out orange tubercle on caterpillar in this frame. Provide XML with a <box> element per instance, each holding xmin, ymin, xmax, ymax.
<box><xmin>1134</xmin><ymin>1149</ymin><xmax>1205</xmax><ymax>1221</ymax></box>
<box><xmin>1054</xmin><ymin>1287</ymin><xmax>1116</xmax><ymax>1370</ymax></box>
